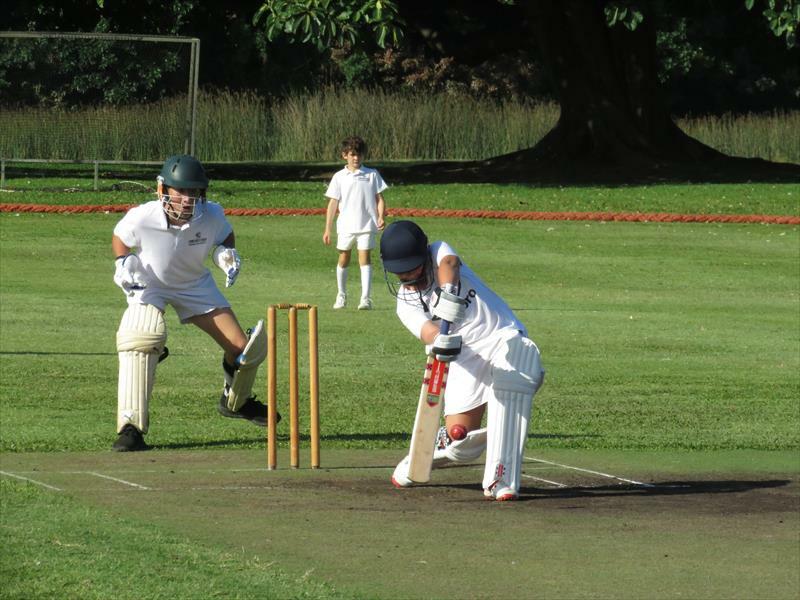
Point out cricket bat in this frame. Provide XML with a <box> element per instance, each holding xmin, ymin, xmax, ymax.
<box><xmin>407</xmin><ymin>320</ymin><xmax>451</xmax><ymax>483</ymax></box>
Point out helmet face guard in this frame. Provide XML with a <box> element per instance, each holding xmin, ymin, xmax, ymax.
<box><xmin>157</xmin><ymin>155</ymin><xmax>209</xmax><ymax>224</ymax></box>
<box><xmin>383</xmin><ymin>255</ymin><xmax>436</xmax><ymax>309</ymax></box>
<box><xmin>158</xmin><ymin>176</ymin><xmax>207</xmax><ymax>224</ymax></box>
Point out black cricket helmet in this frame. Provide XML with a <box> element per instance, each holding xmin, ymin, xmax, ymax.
<box><xmin>380</xmin><ymin>220</ymin><xmax>434</xmax><ymax>303</ymax></box>
<box><xmin>380</xmin><ymin>220</ymin><xmax>428</xmax><ymax>273</ymax></box>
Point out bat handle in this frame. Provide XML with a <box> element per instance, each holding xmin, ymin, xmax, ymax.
<box><xmin>439</xmin><ymin>319</ymin><xmax>451</xmax><ymax>335</ymax></box>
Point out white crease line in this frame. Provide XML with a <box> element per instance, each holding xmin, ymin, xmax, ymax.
<box><xmin>524</xmin><ymin>456</ymin><xmax>655</xmax><ymax>488</ymax></box>
<box><xmin>85</xmin><ymin>471</ymin><xmax>150</xmax><ymax>490</ymax></box>
<box><xmin>521</xmin><ymin>473</ymin><xmax>568</xmax><ymax>488</ymax></box>
<box><xmin>0</xmin><ymin>470</ymin><xmax>63</xmax><ymax>491</ymax></box>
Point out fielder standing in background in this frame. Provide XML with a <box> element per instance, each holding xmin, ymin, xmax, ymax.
<box><xmin>322</xmin><ymin>135</ymin><xmax>387</xmax><ymax>310</ymax></box>
<box><xmin>110</xmin><ymin>155</ymin><xmax>270</xmax><ymax>451</ymax></box>
<box><xmin>380</xmin><ymin>220</ymin><xmax>545</xmax><ymax>501</ymax></box>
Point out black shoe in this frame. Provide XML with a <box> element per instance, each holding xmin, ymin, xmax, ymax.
<box><xmin>218</xmin><ymin>393</ymin><xmax>280</xmax><ymax>427</ymax></box>
<box><xmin>112</xmin><ymin>424</ymin><xmax>150</xmax><ymax>452</ymax></box>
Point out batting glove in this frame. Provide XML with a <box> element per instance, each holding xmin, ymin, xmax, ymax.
<box><xmin>113</xmin><ymin>254</ymin><xmax>148</xmax><ymax>296</ymax></box>
<box><xmin>212</xmin><ymin>246</ymin><xmax>241</xmax><ymax>288</ymax></box>
<box><xmin>431</xmin><ymin>286</ymin><xmax>467</xmax><ymax>324</ymax></box>
<box><xmin>428</xmin><ymin>333</ymin><xmax>462</xmax><ymax>362</ymax></box>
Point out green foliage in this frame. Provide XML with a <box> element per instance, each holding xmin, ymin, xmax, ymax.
<box><xmin>604</xmin><ymin>2</ymin><xmax>645</xmax><ymax>30</ymax></box>
<box><xmin>337</xmin><ymin>50</ymin><xmax>375</xmax><ymax>87</ymax></box>
<box><xmin>746</xmin><ymin>0</ymin><xmax>799</xmax><ymax>46</ymax></box>
<box><xmin>606</xmin><ymin>0</ymin><xmax>798</xmax><ymax>47</ymax></box>
<box><xmin>0</xmin><ymin>35</ymin><xmax>185</xmax><ymax>108</ymax></box>
<box><xmin>0</xmin><ymin>2</ymin><xmax>198</xmax><ymax>107</ymax></box>
<box><xmin>253</xmin><ymin>0</ymin><xmax>404</xmax><ymax>52</ymax></box>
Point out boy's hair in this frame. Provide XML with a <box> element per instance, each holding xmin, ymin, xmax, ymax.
<box><xmin>341</xmin><ymin>135</ymin><xmax>367</xmax><ymax>155</ymax></box>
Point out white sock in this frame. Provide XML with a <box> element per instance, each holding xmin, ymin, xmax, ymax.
<box><xmin>336</xmin><ymin>266</ymin><xmax>347</xmax><ymax>295</ymax></box>
<box><xmin>360</xmin><ymin>265</ymin><xmax>371</xmax><ymax>299</ymax></box>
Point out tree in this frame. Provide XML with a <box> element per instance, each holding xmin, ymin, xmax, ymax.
<box><xmin>3</xmin><ymin>0</ymin><xmax>196</xmax><ymax>106</ymax></box>
<box><xmin>254</xmin><ymin>0</ymin><xmax>800</xmax><ymax>182</ymax></box>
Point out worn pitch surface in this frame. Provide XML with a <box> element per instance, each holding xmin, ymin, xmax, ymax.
<box><xmin>2</xmin><ymin>448</ymin><xmax>798</xmax><ymax>599</ymax></box>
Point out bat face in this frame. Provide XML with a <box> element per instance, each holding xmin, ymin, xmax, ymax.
<box><xmin>407</xmin><ymin>355</ymin><xmax>450</xmax><ymax>483</ymax></box>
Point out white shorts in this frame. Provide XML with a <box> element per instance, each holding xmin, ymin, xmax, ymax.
<box><xmin>127</xmin><ymin>273</ymin><xmax>230</xmax><ymax>323</ymax></box>
<box><xmin>443</xmin><ymin>329</ymin><xmax>542</xmax><ymax>416</ymax></box>
<box><xmin>337</xmin><ymin>231</ymin><xmax>375</xmax><ymax>251</ymax></box>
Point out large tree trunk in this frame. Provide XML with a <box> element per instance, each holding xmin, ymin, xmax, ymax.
<box><xmin>431</xmin><ymin>0</ymin><xmax>798</xmax><ymax>183</ymax></box>
<box><xmin>521</xmin><ymin>0</ymin><xmax>719</xmax><ymax>165</ymax></box>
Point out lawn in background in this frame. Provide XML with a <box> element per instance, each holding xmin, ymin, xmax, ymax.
<box><xmin>1</xmin><ymin>181</ymin><xmax>798</xmax><ymax>598</ymax></box>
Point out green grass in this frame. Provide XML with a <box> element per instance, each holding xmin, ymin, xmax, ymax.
<box><xmin>1</xmin><ymin>182</ymin><xmax>798</xmax><ymax>598</ymax></box>
<box><xmin>0</xmin><ymin>478</ymin><xmax>347</xmax><ymax>599</ymax></box>
<box><xmin>1</xmin><ymin>88</ymin><xmax>798</xmax><ymax>162</ymax></box>
<box><xmin>1</xmin><ymin>207</ymin><xmax>797</xmax><ymax>453</ymax></box>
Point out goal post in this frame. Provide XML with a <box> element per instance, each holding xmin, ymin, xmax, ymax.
<box><xmin>0</xmin><ymin>31</ymin><xmax>200</xmax><ymax>160</ymax></box>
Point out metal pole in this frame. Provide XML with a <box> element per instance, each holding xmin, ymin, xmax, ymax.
<box><xmin>190</xmin><ymin>39</ymin><xmax>200</xmax><ymax>156</ymax></box>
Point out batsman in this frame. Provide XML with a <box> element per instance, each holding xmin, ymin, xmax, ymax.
<box><xmin>110</xmin><ymin>155</ymin><xmax>270</xmax><ymax>451</ymax></box>
<box><xmin>380</xmin><ymin>220</ymin><xmax>545</xmax><ymax>501</ymax></box>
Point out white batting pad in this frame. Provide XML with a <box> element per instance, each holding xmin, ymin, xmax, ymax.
<box><xmin>432</xmin><ymin>427</ymin><xmax>487</xmax><ymax>468</ymax></box>
<box><xmin>483</xmin><ymin>336</ymin><xmax>544</xmax><ymax>497</ymax></box>
<box><xmin>227</xmin><ymin>320</ymin><xmax>267</xmax><ymax>411</ymax></box>
<box><xmin>116</xmin><ymin>303</ymin><xmax>167</xmax><ymax>434</ymax></box>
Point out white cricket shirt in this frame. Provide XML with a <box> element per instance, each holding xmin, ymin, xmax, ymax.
<box><xmin>324</xmin><ymin>165</ymin><xmax>387</xmax><ymax>234</ymax></box>
<box><xmin>113</xmin><ymin>200</ymin><xmax>233</xmax><ymax>290</ymax></box>
<box><xmin>395</xmin><ymin>241</ymin><xmax>526</xmax><ymax>348</ymax></box>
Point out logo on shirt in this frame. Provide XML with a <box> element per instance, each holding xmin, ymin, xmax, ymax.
<box><xmin>187</xmin><ymin>232</ymin><xmax>208</xmax><ymax>246</ymax></box>
<box><xmin>464</xmin><ymin>289</ymin><xmax>477</xmax><ymax>307</ymax></box>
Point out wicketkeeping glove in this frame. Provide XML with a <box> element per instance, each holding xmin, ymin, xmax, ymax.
<box><xmin>428</xmin><ymin>333</ymin><xmax>462</xmax><ymax>362</ymax></box>
<box><xmin>431</xmin><ymin>285</ymin><xmax>467</xmax><ymax>324</ymax></box>
<box><xmin>113</xmin><ymin>254</ymin><xmax>148</xmax><ymax>296</ymax></box>
<box><xmin>212</xmin><ymin>246</ymin><xmax>241</xmax><ymax>288</ymax></box>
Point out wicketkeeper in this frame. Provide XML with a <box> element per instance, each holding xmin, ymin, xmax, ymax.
<box><xmin>380</xmin><ymin>220</ymin><xmax>545</xmax><ymax>500</ymax></box>
<box><xmin>110</xmin><ymin>155</ymin><xmax>270</xmax><ymax>451</ymax></box>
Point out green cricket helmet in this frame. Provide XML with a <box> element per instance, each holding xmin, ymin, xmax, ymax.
<box><xmin>159</xmin><ymin>154</ymin><xmax>209</xmax><ymax>189</ymax></box>
<box><xmin>157</xmin><ymin>155</ymin><xmax>209</xmax><ymax>224</ymax></box>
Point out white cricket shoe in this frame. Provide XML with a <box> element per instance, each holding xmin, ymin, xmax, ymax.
<box><xmin>357</xmin><ymin>297</ymin><xmax>372</xmax><ymax>310</ymax></box>
<box><xmin>484</xmin><ymin>480</ymin><xmax>519</xmax><ymax>501</ymax></box>
<box><xmin>332</xmin><ymin>292</ymin><xmax>346</xmax><ymax>309</ymax></box>
<box><xmin>391</xmin><ymin>455</ymin><xmax>414</xmax><ymax>488</ymax></box>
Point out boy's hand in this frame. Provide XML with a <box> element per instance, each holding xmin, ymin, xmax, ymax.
<box><xmin>212</xmin><ymin>246</ymin><xmax>241</xmax><ymax>287</ymax></box>
<box><xmin>431</xmin><ymin>286</ymin><xmax>467</xmax><ymax>324</ymax></box>
<box><xmin>427</xmin><ymin>333</ymin><xmax>462</xmax><ymax>362</ymax></box>
<box><xmin>113</xmin><ymin>254</ymin><xmax>148</xmax><ymax>296</ymax></box>
<box><xmin>322</xmin><ymin>231</ymin><xmax>331</xmax><ymax>245</ymax></box>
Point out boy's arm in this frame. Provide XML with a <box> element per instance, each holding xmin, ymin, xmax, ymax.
<box><xmin>418</xmin><ymin>255</ymin><xmax>462</xmax><ymax>345</ymax></box>
<box><xmin>375</xmin><ymin>192</ymin><xmax>386</xmax><ymax>230</ymax></box>
<box><xmin>322</xmin><ymin>197</ymin><xmax>338</xmax><ymax>245</ymax></box>
<box><xmin>112</xmin><ymin>234</ymin><xmax>131</xmax><ymax>258</ymax></box>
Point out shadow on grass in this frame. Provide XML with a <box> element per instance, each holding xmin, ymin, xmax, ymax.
<box><xmin>432</xmin><ymin>478</ymin><xmax>792</xmax><ymax>501</ymax></box>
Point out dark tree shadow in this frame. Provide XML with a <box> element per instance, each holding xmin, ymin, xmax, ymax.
<box><xmin>8</xmin><ymin>156</ymin><xmax>800</xmax><ymax>186</ymax></box>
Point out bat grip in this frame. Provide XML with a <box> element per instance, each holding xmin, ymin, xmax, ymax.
<box><xmin>439</xmin><ymin>319</ymin><xmax>451</xmax><ymax>335</ymax></box>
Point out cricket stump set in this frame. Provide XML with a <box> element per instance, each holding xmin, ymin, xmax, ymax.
<box><xmin>267</xmin><ymin>303</ymin><xmax>320</xmax><ymax>470</ymax></box>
